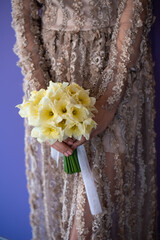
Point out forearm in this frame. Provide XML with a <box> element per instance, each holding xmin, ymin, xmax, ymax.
<box><xmin>11</xmin><ymin>0</ymin><xmax>49</xmax><ymax>92</ymax></box>
<box><xmin>96</xmin><ymin>0</ymin><xmax>148</xmax><ymax>114</ymax></box>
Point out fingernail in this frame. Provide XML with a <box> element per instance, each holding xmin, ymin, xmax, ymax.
<box><xmin>67</xmin><ymin>150</ymin><xmax>72</xmax><ymax>155</ymax></box>
<box><xmin>68</xmin><ymin>141</ymin><xmax>73</xmax><ymax>145</ymax></box>
<box><xmin>64</xmin><ymin>152</ymin><xmax>68</xmax><ymax>157</ymax></box>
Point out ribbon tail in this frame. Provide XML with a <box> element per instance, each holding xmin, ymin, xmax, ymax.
<box><xmin>51</xmin><ymin>145</ymin><xmax>102</xmax><ymax>215</ymax></box>
<box><xmin>51</xmin><ymin>147</ymin><xmax>61</xmax><ymax>167</ymax></box>
<box><xmin>77</xmin><ymin>144</ymin><xmax>102</xmax><ymax>215</ymax></box>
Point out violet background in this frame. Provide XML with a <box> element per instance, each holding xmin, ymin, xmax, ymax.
<box><xmin>0</xmin><ymin>1</ymin><xmax>159</xmax><ymax>239</ymax></box>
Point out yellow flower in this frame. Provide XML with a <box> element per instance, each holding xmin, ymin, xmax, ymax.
<box><xmin>64</xmin><ymin>121</ymin><xmax>83</xmax><ymax>140</ymax></box>
<box><xmin>66</xmin><ymin>83</ymin><xmax>83</xmax><ymax>96</ymax></box>
<box><xmin>31</xmin><ymin>127</ymin><xmax>44</xmax><ymax>143</ymax></box>
<box><xmin>41</xmin><ymin>125</ymin><xmax>62</xmax><ymax>143</ymax></box>
<box><xmin>75</xmin><ymin>90</ymin><xmax>91</xmax><ymax>107</ymax></box>
<box><xmin>16</xmin><ymin>99</ymin><xmax>30</xmax><ymax>118</ymax></box>
<box><xmin>47</xmin><ymin>81</ymin><xmax>69</xmax><ymax>93</ymax></box>
<box><xmin>31</xmin><ymin>125</ymin><xmax>62</xmax><ymax>144</ymax></box>
<box><xmin>57</xmin><ymin>119</ymin><xmax>67</xmax><ymax>130</ymax></box>
<box><xmin>29</xmin><ymin>89</ymin><xmax>46</xmax><ymax>106</ymax></box>
<box><xmin>28</xmin><ymin>104</ymin><xmax>40</xmax><ymax>126</ymax></box>
<box><xmin>90</xmin><ymin>97</ymin><xmax>96</xmax><ymax>107</ymax></box>
<box><xmin>16</xmin><ymin>96</ymin><xmax>41</xmax><ymax>126</ymax></box>
<box><xmin>38</xmin><ymin>97</ymin><xmax>62</xmax><ymax>124</ymax></box>
<box><xmin>82</xmin><ymin>118</ymin><xmax>97</xmax><ymax>140</ymax></box>
<box><xmin>21</xmin><ymin>89</ymin><xmax>46</xmax><ymax>126</ymax></box>
<box><xmin>47</xmin><ymin>88</ymin><xmax>68</xmax><ymax>103</ymax></box>
<box><xmin>47</xmin><ymin>81</ymin><xmax>70</xmax><ymax>105</ymax></box>
<box><xmin>68</xmin><ymin>104</ymin><xmax>88</xmax><ymax>122</ymax></box>
<box><xmin>48</xmin><ymin>81</ymin><xmax>62</xmax><ymax>91</ymax></box>
<box><xmin>54</xmin><ymin>99</ymin><xmax>69</xmax><ymax>117</ymax></box>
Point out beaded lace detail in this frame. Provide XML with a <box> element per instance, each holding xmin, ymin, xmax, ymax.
<box><xmin>11</xmin><ymin>0</ymin><xmax>157</xmax><ymax>239</ymax></box>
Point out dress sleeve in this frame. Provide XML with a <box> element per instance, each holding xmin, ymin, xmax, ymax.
<box><xmin>97</xmin><ymin>0</ymin><xmax>153</xmax><ymax>111</ymax></box>
<box><xmin>11</xmin><ymin>0</ymin><xmax>50</xmax><ymax>93</ymax></box>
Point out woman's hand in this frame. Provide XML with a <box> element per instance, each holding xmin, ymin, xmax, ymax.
<box><xmin>71</xmin><ymin>99</ymin><xmax>116</xmax><ymax>150</ymax></box>
<box><xmin>49</xmin><ymin>138</ymin><xmax>75</xmax><ymax>157</ymax></box>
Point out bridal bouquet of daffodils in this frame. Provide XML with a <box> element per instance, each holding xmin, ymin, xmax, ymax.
<box><xmin>16</xmin><ymin>81</ymin><xmax>97</xmax><ymax>174</ymax></box>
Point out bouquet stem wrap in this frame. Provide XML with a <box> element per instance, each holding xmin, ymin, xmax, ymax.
<box><xmin>51</xmin><ymin>145</ymin><xmax>102</xmax><ymax>215</ymax></box>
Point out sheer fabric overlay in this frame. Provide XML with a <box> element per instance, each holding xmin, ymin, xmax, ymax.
<box><xmin>11</xmin><ymin>0</ymin><xmax>157</xmax><ymax>239</ymax></box>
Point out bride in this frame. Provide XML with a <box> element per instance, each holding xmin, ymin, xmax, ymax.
<box><xmin>11</xmin><ymin>0</ymin><xmax>157</xmax><ymax>239</ymax></box>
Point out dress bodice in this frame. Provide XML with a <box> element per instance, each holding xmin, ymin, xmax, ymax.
<box><xmin>40</xmin><ymin>0</ymin><xmax>118</xmax><ymax>31</ymax></box>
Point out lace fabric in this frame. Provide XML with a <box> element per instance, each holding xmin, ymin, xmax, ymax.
<box><xmin>40</xmin><ymin>0</ymin><xmax>116</xmax><ymax>31</ymax></box>
<box><xmin>11</xmin><ymin>0</ymin><xmax>51</xmax><ymax>94</ymax></box>
<box><xmin>11</xmin><ymin>0</ymin><xmax>157</xmax><ymax>239</ymax></box>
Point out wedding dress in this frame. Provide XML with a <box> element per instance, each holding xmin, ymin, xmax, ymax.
<box><xmin>11</xmin><ymin>0</ymin><xmax>157</xmax><ymax>239</ymax></box>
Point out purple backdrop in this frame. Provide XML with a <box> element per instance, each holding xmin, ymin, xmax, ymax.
<box><xmin>0</xmin><ymin>1</ymin><xmax>159</xmax><ymax>239</ymax></box>
<box><xmin>0</xmin><ymin>1</ymin><xmax>32</xmax><ymax>240</ymax></box>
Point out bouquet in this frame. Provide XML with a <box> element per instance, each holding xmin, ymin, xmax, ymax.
<box><xmin>16</xmin><ymin>81</ymin><xmax>97</xmax><ymax>174</ymax></box>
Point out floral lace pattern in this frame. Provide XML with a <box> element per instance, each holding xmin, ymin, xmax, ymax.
<box><xmin>11</xmin><ymin>0</ymin><xmax>157</xmax><ymax>239</ymax></box>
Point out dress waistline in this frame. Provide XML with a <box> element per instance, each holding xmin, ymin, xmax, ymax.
<box><xmin>42</xmin><ymin>24</ymin><xmax>115</xmax><ymax>33</ymax></box>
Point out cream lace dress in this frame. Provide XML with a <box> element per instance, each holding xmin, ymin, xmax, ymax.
<box><xmin>11</xmin><ymin>0</ymin><xmax>157</xmax><ymax>239</ymax></box>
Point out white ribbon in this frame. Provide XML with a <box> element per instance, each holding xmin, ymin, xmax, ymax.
<box><xmin>51</xmin><ymin>147</ymin><xmax>60</xmax><ymax>168</ymax></box>
<box><xmin>51</xmin><ymin>145</ymin><xmax>102</xmax><ymax>215</ymax></box>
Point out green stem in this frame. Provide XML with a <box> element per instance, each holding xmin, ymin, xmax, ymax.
<box><xmin>63</xmin><ymin>149</ymin><xmax>81</xmax><ymax>174</ymax></box>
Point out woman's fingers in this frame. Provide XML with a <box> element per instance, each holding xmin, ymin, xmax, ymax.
<box><xmin>71</xmin><ymin>136</ymin><xmax>86</xmax><ymax>150</ymax></box>
<box><xmin>48</xmin><ymin>136</ymin><xmax>86</xmax><ymax>156</ymax></box>
<box><xmin>63</xmin><ymin>137</ymin><xmax>75</xmax><ymax>145</ymax></box>
<box><xmin>51</xmin><ymin>141</ymin><xmax>73</xmax><ymax>157</ymax></box>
